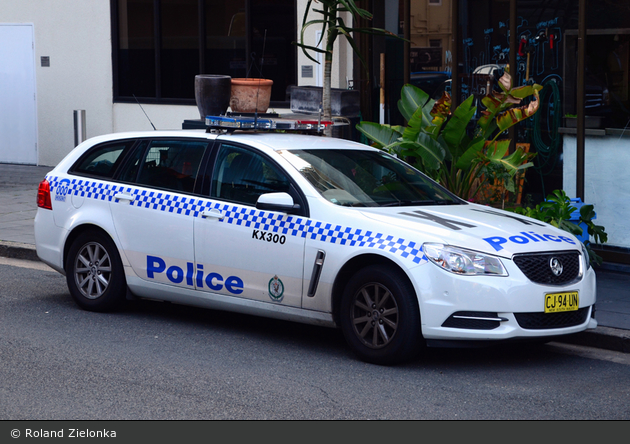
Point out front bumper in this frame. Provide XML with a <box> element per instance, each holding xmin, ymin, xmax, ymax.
<box><xmin>413</xmin><ymin>257</ymin><xmax>597</xmax><ymax>342</ymax></box>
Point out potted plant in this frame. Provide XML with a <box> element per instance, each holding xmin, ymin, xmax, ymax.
<box><xmin>229</xmin><ymin>78</ymin><xmax>273</xmax><ymax>114</ymax></box>
<box><xmin>194</xmin><ymin>75</ymin><xmax>232</xmax><ymax>118</ymax></box>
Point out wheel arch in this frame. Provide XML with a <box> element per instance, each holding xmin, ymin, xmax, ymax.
<box><xmin>331</xmin><ymin>253</ymin><xmax>417</xmax><ymax>326</ymax></box>
<box><xmin>63</xmin><ymin>224</ymin><xmax>120</xmax><ymax>271</ymax></box>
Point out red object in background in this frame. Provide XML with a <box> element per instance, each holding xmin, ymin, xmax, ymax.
<box><xmin>518</xmin><ymin>38</ymin><xmax>526</xmax><ymax>56</ymax></box>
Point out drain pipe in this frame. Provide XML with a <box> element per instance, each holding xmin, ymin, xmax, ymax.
<box><xmin>74</xmin><ymin>110</ymin><xmax>86</xmax><ymax>147</ymax></box>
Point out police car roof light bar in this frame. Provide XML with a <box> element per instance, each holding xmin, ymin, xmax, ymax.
<box><xmin>205</xmin><ymin>115</ymin><xmax>333</xmax><ymax>133</ymax></box>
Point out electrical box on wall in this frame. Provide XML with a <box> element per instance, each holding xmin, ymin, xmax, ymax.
<box><xmin>301</xmin><ymin>65</ymin><xmax>313</xmax><ymax>78</ymax></box>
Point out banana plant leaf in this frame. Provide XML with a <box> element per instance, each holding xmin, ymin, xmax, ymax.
<box><xmin>440</xmin><ymin>95</ymin><xmax>476</xmax><ymax>155</ymax></box>
<box><xmin>355</xmin><ymin>121</ymin><xmax>403</xmax><ymax>148</ymax></box>
<box><xmin>397</xmin><ymin>131</ymin><xmax>447</xmax><ymax>171</ymax></box>
<box><xmin>478</xmin><ymin>72</ymin><xmax>542</xmax><ymax>136</ymax></box>
<box><xmin>454</xmin><ymin>137</ymin><xmax>485</xmax><ymax>170</ymax></box>
<box><xmin>486</xmin><ymin>143</ymin><xmax>534</xmax><ymax>176</ymax></box>
<box><xmin>398</xmin><ymin>84</ymin><xmax>433</xmax><ymax>125</ymax></box>
<box><xmin>429</xmin><ymin>93</ymin><xmax>451</xmax><ymax>134</ymax></box>
<box><xmin>401</xmin><ymin>105</ymin><xmax>427</xmax><ymax>142</ymax></box>
<box><xmin>484</xmin><ymin>139</ymin><xmax>511</xmax><ymax>160</ymax></box>
<box><xmin>494</xmin><ymin>95</ymin><xmax>541</xmax><ymax>134</ymax></box>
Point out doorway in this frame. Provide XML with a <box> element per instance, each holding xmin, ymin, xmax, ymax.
<box><xmin>0</xmin><ymin>24</ymin><xmax>38</xmax><ymax>165</ymax></box>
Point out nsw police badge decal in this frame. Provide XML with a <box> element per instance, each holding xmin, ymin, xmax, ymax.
<box><xmin>268</xmin><ymin>275</ymin><xmax>284</xmax><ymax>302</ymax></box>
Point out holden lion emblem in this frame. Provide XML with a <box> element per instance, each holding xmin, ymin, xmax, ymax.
<box><xmin>549</xmin><ymin>257</ymin><xmax>563</xmax><ymax>276</ymax></box>
<box><xmin>268</xmin><ymin>275</ymin><xmax>285</xmax><ymax>302</ymax></box>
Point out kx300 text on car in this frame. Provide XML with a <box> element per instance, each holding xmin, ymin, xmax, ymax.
<box><xmin>35</xmin><ymin>118</ymin><xmax>596</xmax><ymax>365</ymax></box>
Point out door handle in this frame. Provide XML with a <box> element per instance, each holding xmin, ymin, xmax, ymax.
<box><xmin>201</xmin><ymin>208</ymin><xmax>224</xmax><ymax>220</ymax></box>
<box><xmin>114</xmin><ymin>192</ymin><xmax>135</xmax><ymax>203</ymax></box>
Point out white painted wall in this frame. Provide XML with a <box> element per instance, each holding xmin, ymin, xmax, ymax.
<box><xmin>113</xmin><ymin>103</ymin><xmax>199</xmax><ymax>133</ymax></box>
<box><xmin>296</xmin><ymin>3</ymin><xmax>353</xmax><ymax>89</ymax></box>
<box><xmin>563</xmin><ymin>134</ymin><xmax>630</xmax><ymax>248</ymax></box>
<box><xmin>1</xmin><ymin>0</ymin><xmax>114</xmax><ymax>166</ymax></box>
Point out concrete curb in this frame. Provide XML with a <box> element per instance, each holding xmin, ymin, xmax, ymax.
<box><xmin>0</xmin><ymin>241</ymin><xmax>39</xmax><ymax>262</ymax></box>
<box><xmin>555</xmin><ymin>326</ymin><xmax>630</xmax><ymax>354</ymax></box>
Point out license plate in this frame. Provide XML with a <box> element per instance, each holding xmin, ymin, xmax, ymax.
<box><xmin>544</xmin><ymin>291</ymin><xmax>579</xmax><ymax>313</ymax></box>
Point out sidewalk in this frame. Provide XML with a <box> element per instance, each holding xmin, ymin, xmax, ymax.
<box><xmin>1</xmin><ymin>162</ymin><xmax>629</xmax><ymax>353</ymax></box>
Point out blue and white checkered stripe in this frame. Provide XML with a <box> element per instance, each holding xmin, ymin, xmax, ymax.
<box><xmin>47</xmin><ymin>176</ymin><xmax>427</xmax><ymax>265</ymax></box>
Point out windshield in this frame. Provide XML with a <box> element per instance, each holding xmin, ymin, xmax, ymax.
<box><xmin>279</xmin><ymin>149</ymin><xmax>463</xmax><ymax>207</ymax></box>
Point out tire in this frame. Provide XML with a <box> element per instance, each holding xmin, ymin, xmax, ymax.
<box><xmin>65</xmin><ymin>230</ymin><xmax>126</xmax><ymax>312</ymax></box>
<box><xmin>340</xmin><ymin>264</ymin><xmax>423</xmax><ymax>365</ymax></box>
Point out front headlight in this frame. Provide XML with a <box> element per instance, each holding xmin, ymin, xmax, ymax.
<box><xmin>423</xmin><ymin>243</ymin><xmax>508</xmax><ymax>276</ymax></box>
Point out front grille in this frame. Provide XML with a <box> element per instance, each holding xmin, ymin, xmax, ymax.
<box><xmin>442</xmin><ymin>311</ymin><xmax>501</xmax><ymax>330</ymax></box>
<box><xmin>514</xmin><ymin>307</ymin><xmax>589</xmax><ymax>330</ymax></box>
<box><xmin>513</xmin><ymin>251</ymin><xmax>581</xmax><ymax>285</ymax></box>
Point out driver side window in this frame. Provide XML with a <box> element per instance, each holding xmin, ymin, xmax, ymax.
<box><xmin>211</xmin><ymin>144</ymin><xmax>290</xmax><ymax>206</ymax></box>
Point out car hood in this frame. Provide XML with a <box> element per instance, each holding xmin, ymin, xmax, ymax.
<box><xmin>359</xmin><ymin>203</ymin><xmax>581</xmax><ymax>258</ymax></box>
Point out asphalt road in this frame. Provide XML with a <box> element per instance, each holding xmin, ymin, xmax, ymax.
<box><xmin>1</xmin><ymin>259</ymin><xmax>629</xmax><ymax>420</ymax></box>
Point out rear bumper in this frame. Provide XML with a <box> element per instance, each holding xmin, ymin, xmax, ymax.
<box><xmin>34</xmin><ymin>208</ymin><xmax>66</xmax><ymax>274</ymax></box>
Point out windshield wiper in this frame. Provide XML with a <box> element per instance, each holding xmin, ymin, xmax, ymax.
<box><xmin>380</xmin><ymin>199</ymin><xmax>458</xmax><ymax>207</ymax></box>
<box><xmin>432</xmin><ymin>199</ymin><xmax>462</xmax><ymax>205</ymax></box>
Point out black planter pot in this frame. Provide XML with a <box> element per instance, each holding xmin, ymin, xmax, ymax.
<box><xmin>194</xmin><ymin>75</ymin><xmax>231</xmax><ymax>118</ymax></box>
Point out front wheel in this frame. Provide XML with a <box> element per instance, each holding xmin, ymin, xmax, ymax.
<box><xmin>340</xmin><ymin>265</ymin><xmax>423</xmax><ymax>365</ymax></box>
<box><xmin>65</xmin><ymin>230</ymin><xmax>126</xmax><ymax>312</ymax></box>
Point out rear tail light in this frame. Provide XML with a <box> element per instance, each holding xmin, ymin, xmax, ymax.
<box><xmin>37</xmin><ymin>179</ymin><xmax>52</xmax><ymax>210</ymax></box>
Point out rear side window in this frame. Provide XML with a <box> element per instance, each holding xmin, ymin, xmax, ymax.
<box><xmin>71</xmin><ymin>141</ymin><xmax>136</xmax><ymax>178</ymax></box>
<box><xmin>133</xmin><ymin>139</ymin><xmax>208</xmax><ymax>193</ymax></box>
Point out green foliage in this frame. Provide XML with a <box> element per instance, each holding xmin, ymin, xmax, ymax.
<box><xmin>510</xmin><ymin>190</ymin><xmax>608</xmax><ymax>266</ymax></box>
<box><xmin>356</xmin><ymin>71</ymin><xmax>541</xmax><ymax>203</ymax></box>
<box><xmin>296</xmin><ymin>0</ymin><xmax>381</xmax><ymax>68</ymax></box>
<box><xmin>295</xmin><ymin>0</ymin><xmax>397</xmax><ymax>125</ymax></box>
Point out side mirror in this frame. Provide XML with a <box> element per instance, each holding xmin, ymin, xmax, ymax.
<box><xmin>256</xmin><ymin>192</ymin><xmax>301</xmax><ymax>214</ymax></box>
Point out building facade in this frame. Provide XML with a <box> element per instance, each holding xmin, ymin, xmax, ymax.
<box><xmin>1</xmin><ymin>0</ymin><xmax>630</xmax><ymax>259</ymax></box>
<box><xmin>1</xmin><ymin>0</ymin><xmax>364</xmax><ymax>167</ymax></box>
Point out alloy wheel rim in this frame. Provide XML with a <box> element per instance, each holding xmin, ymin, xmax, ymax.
<box><xmin>351</xmin><ymin>282</ymin><xmax>399</xmax><ymax>349</ymax></box>
<box><xmin>74</xmin><ymin>242</ymin><xmax>112</xmax><ymax>299</ymax></box>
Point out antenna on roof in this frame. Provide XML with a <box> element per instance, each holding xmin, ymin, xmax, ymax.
<box><xmin>254</xmin><ymin>29</ymin><xmax>268</xmax><ymax>131</ymax></box>
<box><xmin>133</xmin><ymin>94</ymin><xmax>156</xmax><ymax>130</ymax></box>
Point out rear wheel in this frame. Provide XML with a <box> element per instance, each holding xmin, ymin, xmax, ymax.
<box><xmin>65</xmin><ymin>230</ymin><xmax>126</xmax><ymax>312</ymax></box>
<box><xmin>340</xmin><ymin>264</ymin><xmax>423</xmax><ymax>365</ymax></box>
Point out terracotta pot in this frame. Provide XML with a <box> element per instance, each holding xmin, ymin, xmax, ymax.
<box><xmin>230</xmin><ymin>78</ymin><xmax>273</xmax><ymax>113</ymax></box>
<box><xmin>194</xmin><ymin>74</ymin><xmax>231</xmax><ymax>118</ymax></box>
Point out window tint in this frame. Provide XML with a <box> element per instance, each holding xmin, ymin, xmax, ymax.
<box><xmin>211</xmin><ymin>144</ymin><xmax>290</xmax><ymax>205</ymax></box>
<box><xmin>129</xmin><ymin>140</ymin><xmax>207</xmax><ymax>193</ymax></box>
<box><xmin>71</xmin><ymin>141</ymin><xmax>135</xmax><ymax>178</ymax></box>
<box><xmin>117</xmin><ymin>141</ymin><xmax>148</xmax><ymax>183</ymax></box>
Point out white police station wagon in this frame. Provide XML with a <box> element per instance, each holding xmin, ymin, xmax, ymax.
<box><xmin>34</xmin><ymin>118</ymin><xmax>597</xmax><ymax>365</ymax></box>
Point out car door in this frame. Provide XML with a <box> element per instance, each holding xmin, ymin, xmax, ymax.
<box><xmin>193</xmin><ymin>142</ymin><xmax>307</xmax><ymax>307</ymax></box>
<box><xmin>109</xmin><ymin>138</ymin><xmax>209</xmax><ymax>290</ymax></box>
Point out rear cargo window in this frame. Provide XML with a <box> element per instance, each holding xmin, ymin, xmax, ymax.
<box><xmin>71</xmin><ymin>141</ymin><xmax>136</xmax><ymax>178</ymax></box>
